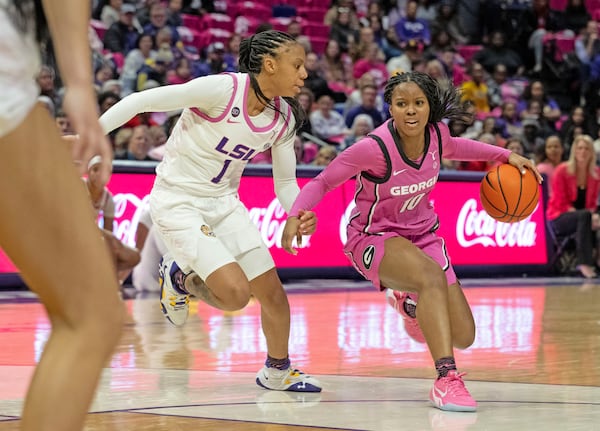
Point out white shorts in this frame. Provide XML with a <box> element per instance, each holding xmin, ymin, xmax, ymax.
<box><xmin>149</xmin><ymin>189</ymin><xmax>275</xmax><ymax>281</ymax></box>
<box><xmin>0</xmin><ymin>6</ymin><xmax>41</xmax><ymax>138</ymax></box>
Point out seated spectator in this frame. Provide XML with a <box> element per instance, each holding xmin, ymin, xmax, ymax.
<box><xmin>329</xmin><ymin>5</ymin><xmax>360</xmax><ymax>54</ymax></box>
<box><xmin>423</xmin><ymin>30</ymin><xmax>457</xmax><ymax>62</ymax></box>
<box><xmin>115</xmin><ymin>125</ymin><xmax>154</xmax><ymax>161</ymax></box>
<box><xmin>424</xmin><ymin>58</ymin><xmax>450</xmax><ymax>91</ymax></box>
<box><xmin>429</xmin><ymin>0</ymin><xmax>469</xmax><ymax>46</ymax></box>
<box><xmin>344</xmin><ymin>83</ymin><xmax>385</xmax><ymax>130</ymax></box>
<box><xmin>113</xmin><ymin>127</ymin><xmax>132</xmax><ymax>158</ymax></box>
<box><xmin>223</xmin><ymin>33</ymin><xmax>242</xmax><ymax>73</ymax></box>
<box><xmin>352</xmin><ymin>42</ymin><xmax>389</xmax><ymax>91</ymax></box>
<box><xmin>319</xmin><ymin>39</ymin><xmax>355</xmax><ymax>97</ymax></box>
<box><xmin>143</xmin><ymin>3</ymin><xmax>179</xmax><ymax>46</ymax></box>
<box><xmin>349</xmin><ymin>25</ymin><xmax>377</xmax><ymax>63</ymax></box>
<box><xmin>367</xmin><ymin>13</ymin><xmax>402</xmax><ymax>60</ymax></box>
<box><xmin>304</xmin><ymin>52</ymin><xmax>331</xmax><ymax>102</ymax></box>
<box><xmin>460</xmin><ymin>61</ymin><xmax>490</xmax><ymax>118</ymax></box>
<box><xmin>505</xmin><ymin>136</ymin><xmax>527</xmax><ymax>158</ymax></box>
<box><xmin>546</xmin><ymin>135</ymin><xmax>600</xmax><ymax>278</ymax></box>
<box><xmin>438</xmin><ymin>47</ymin><xmax>467</xmax><ymax>86</ymax></box>
<box><xmin>309</xmin><ymin>94</ymin><xmax>347</xmax><ymax>145</ymax></box>
<box><xmin>100</xmin><ymin>0</ymin><xmax>122</xmax><ymax>27</ymax></box>
<box><xmin>521</xmin><ymin>118</ymin><xmax>546</xmax><ymax>157</ymax></box>
<box><xmin>575</xmin><ymin>19</ymin><xmax>600</xmax><ymax>107</ymax></box>
<box><xmin>487</xmin><ymin>63</ymin><xmax>509</xmax><ymax>110</ymax></box>
<box><xmin>344</xmin><ymin>72</ymin><xmax>386</xmax><ymax>116</ymax></box>
<box><xmin>473</xmin><ymin>30</ymin><xmax>524</xmax><ymax>77</ymax></box>
<box><xmin>517</xmin><ymin>80</ymin><xmax>562</xmax><ymax>125</ymax></box>
<box><xmin>293</xmin><ymin>135</ymin><xmax>309</xmax><ymax>165</ymax></box>
<box><xmin>394</xmin><ymin>0</ymin><xmax>431</xmax><ymax>48</ymax></box>
<box><xmin>521</xmin><ymin>0</ymin><xmax>571</xmax><ymax>74</ymax></box>
<box><xmin>94</xmin><ymin>62</ymin><xmax>117</xmax><ymax>94</ymax></box>
<box><xmin>167</xmin><ymin>57</ymin><xmax>193</xmax><ymax>84</ymax></box>
<box><xmin>560</xmin><ymin>106</ymin><xmax>593</xmax><ymax>148</ymax></box>
<box><xmin>120</xmin><ymin>33</ymin><xmax>157</xmax><ymax>96</ymax></box>
<box><xmin>495</xmin><ymin>101</ymin><xmax>523</xmax><ymax>139</ymax></box>
<box><xmin>312</xmin><ymin>145</ymin><xmax>338</xmax><ymax>166</ymax></box>
<box><xmin>166</xmin><ymin>0</ymin><xmax>183</xmax><ymax>27</ymax></box>
<box><xmin>297</xmin><ymin>87</ymin><xmax>315</xmax><ymax>137</ymax></box>
<box><xmin>386</xmin><ymin>38</ymin><xmax>424</xmax><ymax>75</ymax></box>
<box><xmin>196</xmin><ymin>42</ymin><xmax>236</xmax><ymax>77</ymax></box>
<box><xmin>36</xmin><ymin>65</ymin><xmax>60</xmax><ymax>109</ymax></box>
<box><xmin>148</xmin><ymin>124</ymin><xmax>168</xmax><ymax>149</ymax></box>
<box><xmin>136</xmin><ymin>47</ymin><xmax>173</xmax><ymax>90</ymax></box>
<box><xmin>103</xmin><ymin>3</ymin><xmax>141</xmax><ymax>54</ymax></box>
<box><xmin>563</xmin><ymin>0</ymin><xmax>590</xmax><ymax>35</ymax></box>
<box><xmin>342</xmin><ymin>113</ymin><xmax>374</xmax><ymax>150</ymax></box>
<box><xmin>535</xmin><ymin>134</ymin><xmax>565</xmax><ymax>195</ymax></box>
<box><xmin>55</xmin><ymin>110</ymin><xmax>72</xmax><ymax>136</ymax></box>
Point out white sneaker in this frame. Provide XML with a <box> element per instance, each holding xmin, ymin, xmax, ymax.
<box><xmin>158</xmin><ymin>254</ymin><xmax>189</xmax><ymax>326</ymax></box>
<box><xmin>256</xmin><ymin>366</ymin><xmax>322</xmax><ymax>392</ymax></box>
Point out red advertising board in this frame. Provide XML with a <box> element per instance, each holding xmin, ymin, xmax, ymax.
<box><xmin>0</xmin><ymin>169</ymin><xmax>548</xmax><ymax>276</ymax></box>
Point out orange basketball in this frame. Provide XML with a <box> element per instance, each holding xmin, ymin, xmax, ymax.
<box><xmin>479</xmin><ymin>164</ymin><xmax>539</xmax><ymax>223</ymax></box>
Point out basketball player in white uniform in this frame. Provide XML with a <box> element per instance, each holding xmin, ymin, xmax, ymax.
<box><xmin>0</xmin><ymin>1</ymin><xmax>123</xmax><ymax>430</ymax></box>
<box><xmin>100</xmin><ymin>30</ymin><xmax>321</xmax><ymax>392</ymax></box>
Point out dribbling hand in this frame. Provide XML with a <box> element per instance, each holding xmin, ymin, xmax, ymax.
<box><xmin>507</xmin><ymin>153</ymin><xmax>543</xmax><ymax>184</ymax></box>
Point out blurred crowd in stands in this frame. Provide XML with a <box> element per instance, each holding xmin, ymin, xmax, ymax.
<box><xmin>37</xmin><ymin>0</ymin><xmax>600</xmax><ymax>175</ymax></box>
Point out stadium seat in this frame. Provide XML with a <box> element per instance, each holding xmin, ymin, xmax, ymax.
<box><xmin>201</xmin><ymin>13</ymin><xmax>234</xmax><ymax>32</ymax></box>
<box><xmin>90</xmin><ymin>19</ymin><xmax>108</xmax><ymax>41</ymax></box>
<box><xmin>181</xmin><ymin>13</ymin><xmax>202</xmax><ymax>31</ymax></box>
<box><xmin>303</xmin><ymin>22</ymin><xmax>330</xmax><ymax>38</ymax></box>
<box><xmin>457</xmin><ymin>45</ymin><xmax>483</xmax><ymax>64</ymax></box>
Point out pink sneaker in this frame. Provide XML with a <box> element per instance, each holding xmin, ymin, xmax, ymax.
<box><xmin>385</xmin><ymin>289</ymin><xmax>425</xmax><ymax>343</ymax></box>
<box><xmin>429</xmin><ymin>371</ymin><xmax>477</xmax><ymax>412</ymax></box>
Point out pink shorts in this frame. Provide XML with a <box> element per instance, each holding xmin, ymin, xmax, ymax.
<box><xmin>344</xmin><ymin>228</ymin><xmax>457</xmax><ymax>290</ymax></box>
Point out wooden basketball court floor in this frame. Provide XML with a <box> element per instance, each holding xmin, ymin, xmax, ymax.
<box><xmin>0</xmin><ymin>277</ymin><xmax>599</xmax><ymax>431</ymax></box>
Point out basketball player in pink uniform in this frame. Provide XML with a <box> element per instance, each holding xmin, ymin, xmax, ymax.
<box><xmin>282</xmin><ymin>72</ymin><xmax>542</xmax><ymax>411</ymax></box>
<box><xmin>100</xmin><ymin>30</ymin><xmax>321</xmax><ymax>392</ymax></box>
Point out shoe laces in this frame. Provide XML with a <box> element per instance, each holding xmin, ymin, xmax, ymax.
<box><xmin>441</xmin><ymin>372</ymin><xmax>470</xmax><ymax>396</ymax></box>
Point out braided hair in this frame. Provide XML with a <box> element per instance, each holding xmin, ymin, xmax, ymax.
<box><xmin>383</xmin><ymin>72</ymin><xmax>466</xmax><ymax>124</ymax></box>
<box><xmin>238</xmin><ymin>30</ymin><xmax>306</xmax><ymax>140</ymax></box>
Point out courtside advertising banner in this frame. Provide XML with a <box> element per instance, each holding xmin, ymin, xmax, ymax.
<box><xmin>0</xmin><ymin>171</ymin><xmax>547</xmax><ymax>276</ymax></box>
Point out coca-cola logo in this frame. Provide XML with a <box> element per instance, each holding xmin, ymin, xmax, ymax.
<box><xmin>456</xmin><ymin>199</ymin><xmax>537</xmax><ymax>248</ymax></box>
<box><xmin>339</xmin><ymin>201</ymin><xmax>356</xmax><ymax>245</ymax></box>
<box><xmin>247</xmin><ymin>198</ymin><xmax>310</xmax><ymax>249</ymax></box>
<box><xmin>112</xmin><ymin>193</ymin><xmax>150</xmax><ymax>246</ymax></box>
<box><xmin>112</xmin><ymin>194</ymin><xmax>311</xmax><ymax>250</ymax></box>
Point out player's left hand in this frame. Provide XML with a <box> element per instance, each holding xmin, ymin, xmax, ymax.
<box><xmin>507</xmin><ymin>153</ymin><xmax>543</xmax><ymax>184</ymax></box>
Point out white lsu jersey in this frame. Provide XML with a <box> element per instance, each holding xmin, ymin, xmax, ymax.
<box><xmin>155</xmin><ymin>73</ymin><xmax>294</xmax><ymax>197</ymax></box>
